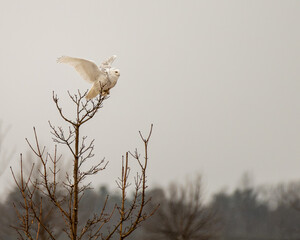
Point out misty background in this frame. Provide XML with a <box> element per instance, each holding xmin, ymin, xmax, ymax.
<box><xmin>0</xmin><ymin>0</ymin><xmax>299</xmax><ymax>202</ymax></box>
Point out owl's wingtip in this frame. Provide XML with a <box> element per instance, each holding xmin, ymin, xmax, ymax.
<box><xmin>57</xmin><ymin>56</ymin><xmax>63</xmax><ymax>63</ymax></box>
<box><xmin>57</xmin><ymin>56</ymin><xmax>69</xmax><ymax>63</ymax></box>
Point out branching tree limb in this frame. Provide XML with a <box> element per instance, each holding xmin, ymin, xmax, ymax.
<box><xmin>11</xmin><ymin>90</ymin><xmax>157</xmax><ymax>240</ymax></box>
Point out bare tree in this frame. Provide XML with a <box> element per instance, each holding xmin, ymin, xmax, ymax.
<box><xmin>11</xmin><ymin>90</ymin><xmax>157</xmax><ymax>240</ymax></box>
<box><xmin>0</xmin><ymin>120</ymin><xmax>13</xmax><ymax>177</ymax></box>
<box><xmin>141</xmin><ymin>176</ymin><xmax>217</xmax><ymax>240</ymax></box>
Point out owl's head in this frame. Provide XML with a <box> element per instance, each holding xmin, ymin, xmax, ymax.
<box><xmin>110</xmin><ymin>68</ymin><xmax>120</xmax><ymax>77</ymax></box>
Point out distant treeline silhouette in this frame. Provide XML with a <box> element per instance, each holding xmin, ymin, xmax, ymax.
<box><xmin>1</xmin><ymin>176</ymin><xmax>300</xmax><ymax>240</ymax></box>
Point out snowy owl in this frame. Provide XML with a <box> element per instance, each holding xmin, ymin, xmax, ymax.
<box><xmin>57</xmin><ymin>55</ymin><xmax>120</xmax><ymax>99</ymax></box>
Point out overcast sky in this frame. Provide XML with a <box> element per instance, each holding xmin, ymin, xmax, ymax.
<box><xmin>0</xmin><ymin>1</ymin><xmax>299</xmax><ymax>200</ymax></box>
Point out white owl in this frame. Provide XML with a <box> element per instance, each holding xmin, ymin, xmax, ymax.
<box><xmin>57</xmin><ymin>55</ymin><xmax>120</xmax><ymax>99</ymax></box>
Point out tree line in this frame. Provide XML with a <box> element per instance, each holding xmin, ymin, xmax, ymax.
<box><xmin>1</xmin><ymin>173</ymin><xmax>300</xmax><ymax>239</ymax></box>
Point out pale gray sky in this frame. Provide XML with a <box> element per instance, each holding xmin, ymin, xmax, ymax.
<box><xmin>0</xmin><ymin>0</ymin><xmax>299</xmax><ymax>199</ymax></box>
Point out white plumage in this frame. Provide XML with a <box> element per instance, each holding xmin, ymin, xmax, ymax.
<box><xmin>57</xmin><ymin>55</ymin><xmax>120</xmax><ymax>99</ymax></box>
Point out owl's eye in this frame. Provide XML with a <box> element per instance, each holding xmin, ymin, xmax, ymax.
<box><xmin>115</xmin><ymin>70</ymin><xmax>119</xmax><ymax>73</ymax></box>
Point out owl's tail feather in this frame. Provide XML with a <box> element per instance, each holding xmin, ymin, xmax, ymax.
<box><xmin>86</xmin><ymin>84</ymin><xmax>99</xmax><ymax>100</ymax></box>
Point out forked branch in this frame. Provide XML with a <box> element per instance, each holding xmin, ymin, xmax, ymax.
<box><xmin>11</xmin><ymin>90</ymin><xmax>157</xmax><ymax>240</ymax></box>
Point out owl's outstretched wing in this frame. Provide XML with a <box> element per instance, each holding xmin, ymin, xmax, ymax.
<box><xmin>100</xmin><ymin>55</ymin><xmax>117</xmax><ymax>69</ymax></box>
<box><xmin>57</xmin><ymin>56</ymin><xmax>104</xmax><ymax>83</ymax></box>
